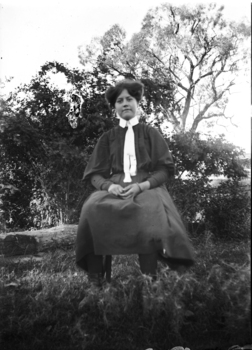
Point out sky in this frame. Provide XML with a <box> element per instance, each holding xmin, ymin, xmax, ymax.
<box><xmin>0</xmin><ymin>0</ymin><xmax>251</xmax><ymax>153</ymax></box>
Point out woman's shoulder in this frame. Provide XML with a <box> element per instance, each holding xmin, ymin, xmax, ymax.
<box><xmin>101</xmin><ymin>123</ymin><xmax>161</xmax><ymax>138</ymax></box>
<box><xmin>98</xmin><ymin>125</ymin><xmax>121</xmax><ymax>142</ymax></box>
<box><xmin>98</xmin><ymin>126</ymin><xmax>117</xmax><ymax>136</ymax></box>
<box><xmin>138</xmin><ymin>123</ymin><xmax>163</xmax><ymax>138</ymax></box>
<box><xmin>104</xmin><ymin>125</ymin><xmax>121</xmax><ymax>137</ymax></box>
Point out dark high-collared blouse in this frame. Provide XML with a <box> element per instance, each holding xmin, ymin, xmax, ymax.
<box><xmin>83</xmin><ymin>123</ymin><xmax>175</xmax><ymax>190</ymax></box>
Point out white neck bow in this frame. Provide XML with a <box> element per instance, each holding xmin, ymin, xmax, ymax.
<box><xmin>118</xmin><ymin>116</ymin><xmax>139</xmax><ymax>183</ymax></box>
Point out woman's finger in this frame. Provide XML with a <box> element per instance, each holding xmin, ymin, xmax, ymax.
<box><xmin>120</xmin><ymin>190</ymin><xmax>131</xmax><ymax>197</ymax></box>
<box><xmin>123</xmin><ymin>185</ymin><xmax>133</xmax><ymax>191</ymax></box>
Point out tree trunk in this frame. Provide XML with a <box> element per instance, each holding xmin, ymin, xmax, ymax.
<box><xmin>0</xmin><ymin>225</ymin><xmax>78</xmax><ymax>257</ymax></box>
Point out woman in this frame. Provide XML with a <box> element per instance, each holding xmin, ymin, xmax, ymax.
<box><xmin>76</xmin><ymin>79</ymin><xmax>194</xmax><ymax>287</ymax></box>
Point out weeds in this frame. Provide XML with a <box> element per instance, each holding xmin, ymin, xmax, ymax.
<box><xmin>0</xmin><ymin>239</ymin><xmax>251</xmax><ymax>350</ymax></box>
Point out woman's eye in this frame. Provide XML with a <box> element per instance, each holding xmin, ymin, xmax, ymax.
<box><xmin>116</xmin><ymin>97</ymin><xmax>132</xmax><ymax>103</ymax></box>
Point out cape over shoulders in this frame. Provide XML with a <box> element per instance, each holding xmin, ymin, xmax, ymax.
<box><xmin>100</xmin><ymin>123</ymin><xmax>163</xmax><ymax>141</ymax></box>
<box><xmin>83</xmin><ymin>121</ymin><xmax>174</xmax><ymax>181</ymax></box>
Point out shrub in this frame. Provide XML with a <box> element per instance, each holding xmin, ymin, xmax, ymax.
<box><xmin>167</xmin><ymin>176</ymin><xmax>212</xmax><ymax>226</ymax></box>
<box><xmin>204</xmin><ymin>180</ymin><xmax>251</xmax><ymax>240</ymax></box>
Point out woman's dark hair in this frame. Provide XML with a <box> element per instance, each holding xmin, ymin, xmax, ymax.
<box><xmin>105</xmin><ymin>79</ymin><xmax>144</xmax><ymax>108</ymax></box>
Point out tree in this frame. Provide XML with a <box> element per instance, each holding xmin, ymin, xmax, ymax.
<box><xmin>169</xmin><ymin>132</ymin><xmax>248</xmax><ymax>179</ymax></box>
<box><xmin>0</xmin><ymin>60</ymin><xmax>249</xmax><ymax>234</ymax></box>
<box><xmin>0</xmin><ymin>62</ymin><xmax>115</xmax><ymax>230</ymax></box>
<box><xmin>78</xmin><ymin>3</ymin><xmax>250</xmax><ymax>133</ymax></box>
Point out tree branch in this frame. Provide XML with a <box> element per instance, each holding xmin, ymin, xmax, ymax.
<box><xmin>190</xmin><ymin>90</ymin><xmax>229</xmax><ymax>132</ymax></box>
<box><xmin>144</xmin><ymin>51</ymin><xmax>190</xmax><ymax>93</ymax></box>
<box><xmin>161</xmin><ymin>106</ymin><xmax>181</xmax><ymax>132</ymax></box>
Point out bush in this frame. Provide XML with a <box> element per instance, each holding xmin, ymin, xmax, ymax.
<box><xmin>204</xmin><ymin>180</ymin><xmax>251</xmax><ymax>241</ymax></box>
<box><xmin>167</xmin><ymin>176</ymin><xmax>212</xmax><ymax>226</ymax></box>
<box><xmin>168</xmin><ymin>176</ymin><xmax>250</xmax><ymax>241</ymax></box>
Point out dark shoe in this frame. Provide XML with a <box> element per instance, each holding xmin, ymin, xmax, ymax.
<box><xmin>88</xmin><ymin>272</ymin><xmax>105</xmax><ymax>288</ymax></box>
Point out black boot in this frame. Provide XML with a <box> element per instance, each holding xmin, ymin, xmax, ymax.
<box><xmin>88</xmin><ymin>272</ymin><xmax>105</xmax><ymax>288</ymax></box>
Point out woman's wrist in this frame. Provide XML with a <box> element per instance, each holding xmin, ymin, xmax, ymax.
<box><xmin>137</xmin><ymin>181</ymin><xmax>150</xmax><ymax>192</ymax></box>
<box><xmin>107</xmin><ymin>183</ymin><xmax>114</xmax><ymax>192</ymax></box>
<box><xmin>136</xmin><ymin>183</ymin><xmax>142</xmax><ymax>193</ymax></box>
<box><xmin>103</xmin><ymin>182</ymin><xmax>114</xmax><ymax>191</ymax></box>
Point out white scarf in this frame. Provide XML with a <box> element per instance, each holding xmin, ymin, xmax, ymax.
<box><xmin>118</xmin><ymin>115</ymin><xmax>139</xmax><ymax>183</ymax></box>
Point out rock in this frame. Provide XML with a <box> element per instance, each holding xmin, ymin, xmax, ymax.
<box><xmin>0</xmin><ymin>224</ymin><xmax>77</xmax><ymax>257</ymax></box>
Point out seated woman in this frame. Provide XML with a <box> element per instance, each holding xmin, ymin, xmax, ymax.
<box><xmin>76</xmin><ymin>79</ymin><xmax>194</xmax><ymax>287</ymax></box>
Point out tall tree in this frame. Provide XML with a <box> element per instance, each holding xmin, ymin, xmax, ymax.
<box><xmin>78</xmin><ymin>3</ymin><xmax>250</xmax><ymax>133</ymax></box>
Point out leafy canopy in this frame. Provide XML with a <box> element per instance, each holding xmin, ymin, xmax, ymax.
<box><xmin>78</xmin><ymin>2</ymin><xmax>250</xmax><ymax>133</ymax></box>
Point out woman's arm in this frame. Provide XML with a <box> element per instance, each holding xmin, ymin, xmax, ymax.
<box><xmin>91</xmin><ymin>174</ymin><xmax>125</xmax><ymax>196</ymax></box>
<box><xmin>136</xmin><ymin>167</ymin><xmax>168</xmax><ymax>192</ymax></box>
<box><xmin>108</xmin><ymin>170</ymin><xmax>167</xmax><ymax>197</ymax></box>
<box><xmin>91</xmin><ymin>174</ymin><xmax>114</xmax><ymax>191</ymax></box>
<box><xmin>138</xmin><ymin>180</ymin><xmax>150</xmax><ymax>192</ymax></box>
<box><xmin>83</xmin><ymin>132</ymin><xmax>111</xmax><ymax>182</ymax></box>
<box><xmin>146</xmin><ymin>166</ymin><xmax>170</xmax><ymax>189</ymax></box>
<box><xmin>144</xmin><ymin>126</ymin><xmax>174</xmax><ymax>189</ymax></box>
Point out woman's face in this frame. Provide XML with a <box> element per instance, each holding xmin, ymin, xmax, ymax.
<box><xmin>115</xmin><ymin>89</ymin><xmax>138</xmax><ymax>121</ymax></box>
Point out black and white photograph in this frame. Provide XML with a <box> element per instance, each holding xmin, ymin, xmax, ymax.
<box><xmin>0</xmin><ymin>1</ymin><xmax>251</xmax><ymax>349</ymax></box>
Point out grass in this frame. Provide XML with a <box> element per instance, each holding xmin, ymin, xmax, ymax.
<box><xmin>0</xmin><ymin>233</ymin><xmax>251</xmax><ymax>350</ymax></box>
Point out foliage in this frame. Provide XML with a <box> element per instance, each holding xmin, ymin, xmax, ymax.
<box><xmin>0</xmin><ymin>239</ymin><xmax>251</xmax><ymax>350</ymax></box>
<box><xmin>0</xmin><ymin>62</ymin><xmax>115</xmax><ymax>230</ymax></box>
<box><xmin>166</xmin><ymin>132</ymin><xmax>249</xmax><ymax>236</ymax></box>
<box><xmin>168</xmin><ymin>177</ymin><xmax>212</xmax><ymax>226</ymax></box>
<box><xmin>169</xmin><ymin>132</ymin><xmax>247</xmax><ymax>178</ymax></box>
<box><xmin>0</xmin><ymin>56</ymin><xmax>249</xmax><ymax>235</ymax></box>
<box><xmin>1</xmin><ymin>70</ymin><xmax>250</xmax><ymax>236</ymax></box>
<box><xmin>204</xmin><ymin>180</ymin><xmax>251</xmax><ymax>240</ymax></box>
<box><xmin>78</xmin><ymin>3</ymin><xmax>250</xmax><ymax>133</ymax></box>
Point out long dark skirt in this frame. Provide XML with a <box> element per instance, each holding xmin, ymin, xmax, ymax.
<box><xmin>76</xmin><ymin>172</ymin><xmax>195</xmax><ymax>271</ymax></box>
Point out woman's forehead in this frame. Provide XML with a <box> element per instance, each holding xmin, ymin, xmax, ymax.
<box><xmin>117</xmin><ymin>89</ymin><xmax>131</xmax><ymax>99</ymax></box>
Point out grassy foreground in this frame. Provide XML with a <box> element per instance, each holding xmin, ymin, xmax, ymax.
<box><xmin>0</xmin><ymin>233</ymin><xmax>251</xmax><ymax>350</ymax></box>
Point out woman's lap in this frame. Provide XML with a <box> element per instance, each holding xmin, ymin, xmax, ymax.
<box><xmin>76</xmin><ymin>181</ymin><xmax>195</xmax><ymax>269</ymax></box>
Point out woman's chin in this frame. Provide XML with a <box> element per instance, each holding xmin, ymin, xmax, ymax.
<box><xmin>121</xmin><ymin>114</ymin><xmax>135</xmax><ymax>121</ymax></box>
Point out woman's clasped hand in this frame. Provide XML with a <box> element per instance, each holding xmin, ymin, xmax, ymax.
<box><xmin>108</xmin><ymin>183</ymin><xmax>142</xmax><ymax>199</ymax></box>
